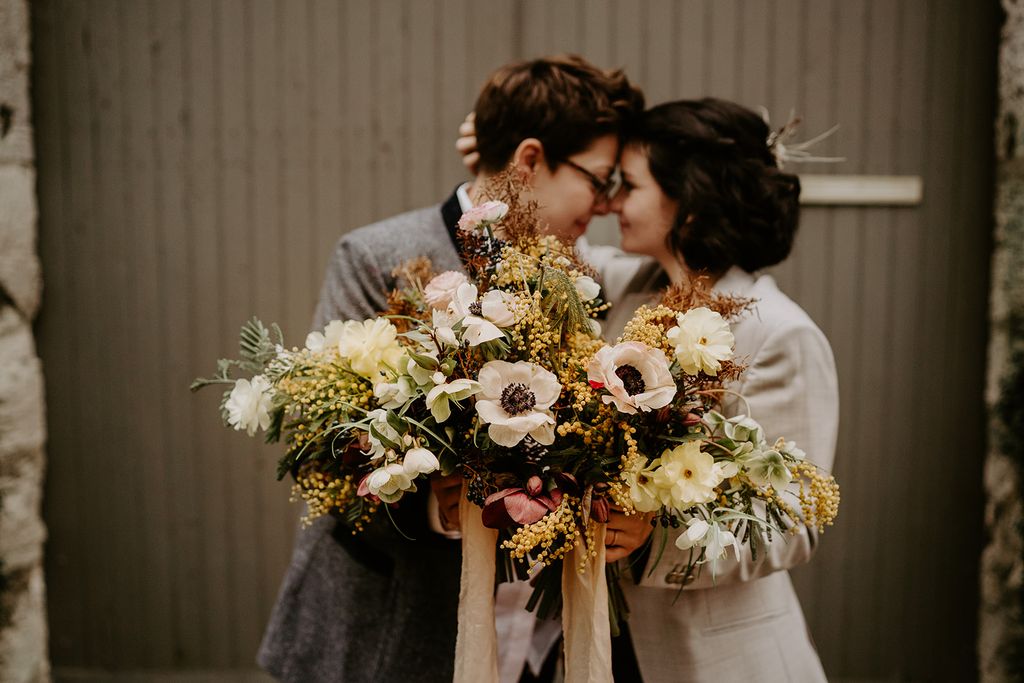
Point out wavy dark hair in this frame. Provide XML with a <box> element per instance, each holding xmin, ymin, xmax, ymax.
<box><xmin>628</xmin><ymin>98</ymin><xmax>801</xmax><ymax>274</ymax></box>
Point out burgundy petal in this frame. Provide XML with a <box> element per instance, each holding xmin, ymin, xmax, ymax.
<box><xmin>590</xmin><ymin>497</ymin><xmax>610</xmax><ymax>524</ymax></box>
<box><xmin>526</xmin><ymin>475</ymin><xmax>544</xmax><ymax>497</ymax></box>
<box><xmin>504</xmin><ymin>492</ymin><xmax>553</xmax><ymax>525</ymax></box>
<box><xmin>481</xmin><ymin>497</ymin><xmax>516</xmax><ymax>529</ymax></box>
<box><xmin>356</xmin><ymin>474</ymin><xmax>380</xmax><ymax>503</ymax></box>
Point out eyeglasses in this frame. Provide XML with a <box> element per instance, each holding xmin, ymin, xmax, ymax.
<box><xmin>563</xmin><ymin>159</ymin><xmax>621</xmax><ymax>201</ymax></box>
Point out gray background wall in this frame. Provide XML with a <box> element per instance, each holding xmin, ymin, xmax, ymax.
<box><xmin>30</xmin><ymin>1</ymin><xmax>997</xmax><ymax>680</ymax></box>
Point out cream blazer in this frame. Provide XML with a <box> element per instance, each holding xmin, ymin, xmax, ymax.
<box><xmin>582</xmin><ymin>242</ymin><xmax>839</xmax><ymax>683</ymax></box>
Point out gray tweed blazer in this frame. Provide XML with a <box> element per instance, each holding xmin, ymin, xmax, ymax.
<box><xmin>258</xmin><ymin>197</ymin><xmax>466</xmax><ymax>683</ymax></box>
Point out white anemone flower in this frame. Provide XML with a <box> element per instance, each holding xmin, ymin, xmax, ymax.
<box><xmin>586</xmin><ymin>342</ymin><xmax>676</xmax><ymax>414</ymax></box>
<box><xmin>653</xmin><ymin>441</ymin><xmax>725</xmax><ymax>509</ymax></box>
<box><xmin>225</xmin><ymin>375</ymin><xmax>274</xmax><ymax>436</ymax></box>
<box><xmin>666</xmin><ymin>307</ymin><xmax>735</xmax><ymax>376</ymax></box>
<box><xmin>475</xmin><ymin>360</ymin><xmax>561</xmax><ymax>447</ymax></box>
<box><xmin>425</xmin><ymin>378</ymin><xmax>482</xmax><ymax>423</ymax></box>
<box><xmin>448</xmin><ymin>283</ymin><xmax>517</xmax><ymax>347</ymax></box>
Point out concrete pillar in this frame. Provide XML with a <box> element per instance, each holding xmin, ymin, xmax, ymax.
<box><xmin>0</xmin><ymin>0</ymin><xmax>49</xmax><ymax>681</ymax></box>
<box><xmin>981</xmin><ymin>2</ymin><xmax>1024</xmax><ymax>681</ymax></box>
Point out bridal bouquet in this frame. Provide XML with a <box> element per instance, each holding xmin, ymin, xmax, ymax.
<box><xmin>193</xmin><ymin>173</ymin><xmax>839</xmax><ymax>681</ymax></box>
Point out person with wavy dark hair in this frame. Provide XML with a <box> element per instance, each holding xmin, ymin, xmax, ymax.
<box><xmin>592</xmin><ymin>98</ymin><xmax>838</xmax><ymax>683</ymax></box>
<box><xmin>456</xmin><ymin>96</ymin><xmax>838</xmax><ymax>681</ymax></box>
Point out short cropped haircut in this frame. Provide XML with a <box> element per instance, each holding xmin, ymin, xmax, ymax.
<box><xmin>473</xmin><ymin>54</ymin><xmax>645</xmax><ymax>173</ymax></box>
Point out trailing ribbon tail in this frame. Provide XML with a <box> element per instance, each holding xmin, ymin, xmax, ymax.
<box><xmin>562</xmin><ymin>524</ymin><xmax>613</xmax><ymax>683</ymax></box>
<box><xmin>454</xmin><ymin>482</ymin><xmax>500</xmax><ymax>683</ymax></box>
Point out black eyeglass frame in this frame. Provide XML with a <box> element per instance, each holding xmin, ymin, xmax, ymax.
<box><xmin>561</xmin><ymin>159</ymin><xmax>620</xmax><ymax>201</ymax></box>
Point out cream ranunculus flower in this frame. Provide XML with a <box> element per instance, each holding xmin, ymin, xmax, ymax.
<box><xmin>225</xmin><ymin>375</ymin><xmax>274</xmax><ymax>436</ymax></box>
<box><xmin>653</xmin><ymin>441</ymin><xmax>725</xmax><ymax>509</ymax></box>
<box><xmin>586</xmin><ymin>342</ymin><xmax>676</xmax><ymax>414</ymax></box>
<box><xmin>305</xmin><ymin>319</ymin><xmax>346</xmax><ymax>352</ymax></box>
<box><xmin>665</xmin><ymin>307</ymin><xmax>735</xmax><ymax>376</ymax></box>
<box><xmin>424</xmin><ymin>271</ymin><xmax>470</xmax><ymax>310</ymax></box>
<box><xmin>457</xmin><ymin>200</ymin><xmax>509</xmax><ymax>231</ymax></box>
<box><xmin>425</xmin><ymin>378</ymin><xmax>482</xmax><ymax>423</ymax></box>
<box><xmin>336</xmin><ymin>317</ymin><xmax>405</xmax><ymax>380</ymax></box>
<box><xmin>475</xmin><ymin>360</ymin><xmax>561</xmax><ymax>447</ymax></box>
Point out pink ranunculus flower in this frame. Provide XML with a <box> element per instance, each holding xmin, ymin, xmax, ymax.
<box><xmin>586</xmin><ymin>342</ymin><xmax>677</xmax><ymax>415</ymax></box>
<box><xmin>481</xmin><ymin>476</ymin><xmax>563</xmax><ymax>529</ymax></box>
<box><xmin>457</xmin><ymin>200</ymin><xmax>509</xmax><ymax>231</ymax></box>
<box><xmin>424</xmin><ymin>271</ymin><xmax>470</xmax><ymax>310</ymax></box>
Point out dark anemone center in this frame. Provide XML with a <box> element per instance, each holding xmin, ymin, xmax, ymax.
<box><xmin>615</xmin><ymin>364</ymin><xmax>646</xmax><ymax>396</ymax></box>
<box><xmin>500</xmin><ymin>382</ymin><xmax>536</xmax><ymax>415</ymax></box>
<box><xmin>468</xmin><ymin>301</ymin><xmax>483</xmax><ymax>316</ymax></box>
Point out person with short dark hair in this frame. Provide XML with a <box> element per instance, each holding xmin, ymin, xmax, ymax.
<box><xmin>256</xmin><ymin>54</ymin><xmax>643</xmax><ymax>683</ymax></box>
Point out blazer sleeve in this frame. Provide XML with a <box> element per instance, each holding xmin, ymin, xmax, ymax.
<box><xmin>637</xmin><ymin>322</ymin><xmax>839</xmax><ymax>591</ymax></box>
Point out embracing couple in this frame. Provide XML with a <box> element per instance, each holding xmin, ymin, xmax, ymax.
<box><xmin>257</xmin><ymin>55</ymin><xmax>839</xmax><ymax>683</ymax></box>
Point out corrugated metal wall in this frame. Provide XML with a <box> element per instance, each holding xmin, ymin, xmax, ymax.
<box><xmin>31</xmin><ymin>1</ymin><xmax>996</xmax><ymax>680</ymax></box>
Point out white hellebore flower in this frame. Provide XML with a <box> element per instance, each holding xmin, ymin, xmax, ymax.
<box><xmin>365</xmin><ymin>408</ymin><xmax>402</xmax><ymax>461</ymax></box>
<box><xmin>587</xmin><ymin>342</ymin><xmax>676</xmax><ymax>414</ymax></box>
<box><xmin>336</xmin><ymin>317</ymin><xmax>406</xmax><ymax>380</ymax></box>
<box><xmin>425</xmin><ymin>378</ymin><xmax>482</xmax><ymax>423</ymax></box>
<box><xmin>475</xmin><ymin>360</ymin><xmax>561</xmax><ymax>447</ymax></box>
<box><xmin>373</xmin><ymin>375</ymin><xmax>418</xmax><ymax>410</ymax></box>
<box><xmin>424</xmin><ymin>271</ymin><xmax>470</xmax><ymax>310</ymax></box>
<box><xmin>402</xmin><ymin>446</ymin><xmax>440</xmax><ymax>477</ymax></box>
<box><xmin>574</xmin><ymin>275</ymin><xmax>601</xmax><ymax>302</ymax></box>
<box><xmin>653</xmin><ymin>441</ymin><xmax>726</xmax><ymax>510</ymax></box>
<box><xmin>674</xmin><ymin>517</ymin><xmax>741</xmax><ymax>566</ymax></box>
<box><xmin>448</xmin><ymin>283</ymin><xmax>517</xmax><ymax>347</ymax></box>
<box><xmin>666</xmin><ymin>307</ymin><xmax>735</xmax><ymax>376</ymax></box>
<box><xmin>305</xmin><ymin>319</ymin><xmax>346</xmax><ymax>353</ymax></box>
<box><xmin>743</xmin><ymin>446</ymin><xmax>793</xmax><ymax>492</ymax></box>
<box><xmin>366</xmin><ymin>463</ymin><xmax>415</xmax><ymax>503</ymax></box>
<box><xmin>430</xmin><ymin>309</ymin><xmax>461</xmax><ymax>348</ymax></box>
<box><xmin>225</xmin><ymin>375</ymin><xmax>274</xmax><ymax>436</ymax></box>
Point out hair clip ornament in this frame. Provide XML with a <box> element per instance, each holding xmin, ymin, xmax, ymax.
<box><xmin>760</xmin><ymin>107</ymin><xmax>846</xmax><ymax>170</ymax></box>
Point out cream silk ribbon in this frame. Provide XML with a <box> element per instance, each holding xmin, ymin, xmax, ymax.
<box><xmin>561</xmin><ymin>524</ymin><xmax>612</xmax><ymax>683</ymax></box>
<box><xmin>453</xmin><ymin>483</ymin><xmax>499</xmax><ymax>682</ymax></box>
<box><xmin>453</xmin><ymin>483</ymin><xmax>612</xmax><ymax>683</ymax></box>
